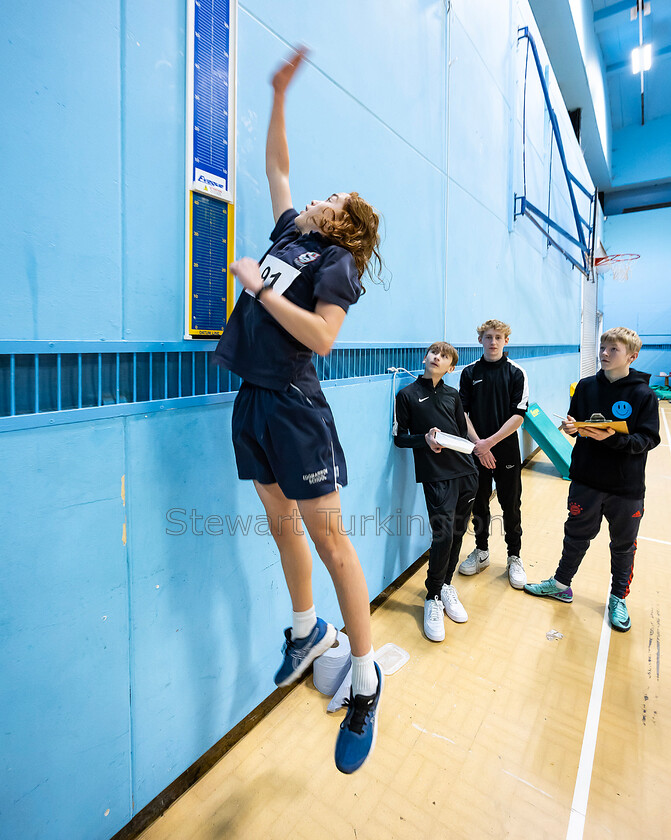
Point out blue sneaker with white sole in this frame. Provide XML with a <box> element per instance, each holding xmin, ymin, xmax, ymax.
<box><xmin>273</xmin><ymin>618</ymin><xmax>336</xmax><ymax>687</ymax></box>
<box><xmin>335</xmin><ymin>661</ymin><xmax>383</xmax><ymax>774</ymax></box>
<box><xmin>524</xmin><ymin>577</ymin><xmax>573</xmax><ymax>603</ymax></box>
<box><xmin>608</xmin><ymin>594</ymin><xmax>631</xmax><ymax>632</ymax></box>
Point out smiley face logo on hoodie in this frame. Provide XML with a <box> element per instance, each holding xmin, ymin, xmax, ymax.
<box><xmin>612</xmin><ymin>400</ymin><xmax>632</xmax><ymax>419</ymax></box>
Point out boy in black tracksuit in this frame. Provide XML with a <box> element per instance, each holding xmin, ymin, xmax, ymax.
<box><xmin>394</xmin><ymin>342</ymin><xmax>478</xmax><ymax>642</ymax></box>
<box><xmin>525</xmin><ymin>327</ymin><xmax>660</xmax><ymax>632</ymax></box>
<box><xmin>458</xmin><ymin>320</ymin><xmax>530</xmax><ymax>589</ymax></box>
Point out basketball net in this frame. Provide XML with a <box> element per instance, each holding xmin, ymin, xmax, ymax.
<box><xmin>592</xmin><ymin>253</ymin><xmax>640</xmax><ymax>283</ymax></box>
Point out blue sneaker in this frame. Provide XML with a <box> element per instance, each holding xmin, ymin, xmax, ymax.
<box><xmin>524</xmin><ymin>577</ymin><xmax>573</xmax><ymax>603</ymax></box>
<box><xmin>608</xmin><ymin>594</ymin><xmax>631</xmax><ymax>632</ymax></box>
<box><xmin>335</xmin><ymin>661</ymin><xmax>383</xmax><ymax>774</ymax></box>
<box><xmin>273</xmin><ymin>618</ymin><xmax>336</xmax><ymax>687</ymax></box>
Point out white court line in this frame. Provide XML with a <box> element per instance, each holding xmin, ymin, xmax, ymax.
<box><xmin>566</xmin><ymin>600</ymin><xmax>612</xmax><ymax>840</ymax></box>
<box><xmin>638</xmin><ymin>536</ymin><xmax>671</xmax><ymax>546</ymax></box>
<box><xmin>662</xmin><ymin>404</ymin><xmax>671</xmax><ymax>448</ymax></box>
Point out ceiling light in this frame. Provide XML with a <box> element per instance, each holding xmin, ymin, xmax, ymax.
<box><xmin>631</xmin><ymin>44</ymin><xmax>652</xmax><ymax>73</ymax></box>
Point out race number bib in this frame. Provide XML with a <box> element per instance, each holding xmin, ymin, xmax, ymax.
<box><xmin>244</xmin><ymin>253</ymin><xmax>302</xmax><ymax>298</ymax></box>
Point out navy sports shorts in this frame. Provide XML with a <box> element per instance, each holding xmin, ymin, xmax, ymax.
<box><xmin>231</xmin><ymin>381</ymin><xmax>348</xmax><ymax>500</ymax></box>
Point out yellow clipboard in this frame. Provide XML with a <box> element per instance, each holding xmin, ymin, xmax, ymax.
<box><xmin>574</xmin><ymin>420</ymin><xmax>629</xmax><ymax>434</ymax></box>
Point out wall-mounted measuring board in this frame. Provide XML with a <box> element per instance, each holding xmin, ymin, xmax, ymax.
<box><xmin>185</xmin><ymin>0</ymin><xmax>237</xmax><ymax>338</ymax></box>
<box><xmin>186</xmin><ymin>0</ymin><xmax>236</xmax><ymax>201</ymax></box>
<box><xmin>188</xmin><ymin>193</ymin><xmax>235</xmax><ymax>337</ymax></box>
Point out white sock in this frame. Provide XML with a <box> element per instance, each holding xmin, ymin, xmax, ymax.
<box><xmin>292</xmin><ymin>606</ymin><xmax>316</xmax><ymax>640</ymax></box>
<box><xmin>553</xmin><ymin>578</ymin><xmax>569</xmax><ymax>590</ymax></box>
<box><xmin>351</xmin><ymin>646</ymin><xmax>378</xmax><ymax>697</ymax></box>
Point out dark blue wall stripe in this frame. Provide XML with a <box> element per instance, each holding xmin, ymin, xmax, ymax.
<box><xmin>0</xmin><ymin>344</ymin><xmax>579</xmax><ymax>423</ymax></box>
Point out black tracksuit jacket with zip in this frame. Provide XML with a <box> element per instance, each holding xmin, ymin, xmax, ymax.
<box><xmin>394</xmin><ymin>376</ymin><xmax>477</xmax><ymax>484</ymax></box>
<box><xmin>459</xmin><ymin>353</ymin><xmax>529</xmax><ymax>456</ymax></box>
<box><xmin>567</xmin><ymin>368</ymin><xmax>660</xmax><ymax>498</ymax></box>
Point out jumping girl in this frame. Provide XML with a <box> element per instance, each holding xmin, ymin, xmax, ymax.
<box><xmin>213</xmin><ymin>48</ymin><xmax>383</xmax><ymax>774</ymax></box>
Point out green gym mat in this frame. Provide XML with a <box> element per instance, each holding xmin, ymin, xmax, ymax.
<box><xmin>523</xmin><ymin>402</ymin><xmax>572</xmax><ymax>480</ymax></box>
<box><xmin>652</xmin><ymin>385</ymin><xmax>671</xmax><ymax>401</ymax></box>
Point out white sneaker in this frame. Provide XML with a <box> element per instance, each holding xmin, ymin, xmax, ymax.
<box><xmin>441</xmin><ymin>584</ymin><xmax>468</xmax><ymax>623</ymax></box>
<box><xmin>458</xmin><ymin>548</ymin><xmax>490</xmax><ymax>576</ymax></box>
<box><xmin>423</xmin><ymin>596</ymin><xmax>445</xmax><ymax>642</ymax></box>
<box><xmin>507</xmin><ymin>555</ymin><xmax>527</xmax><ymax>589</ymax></box>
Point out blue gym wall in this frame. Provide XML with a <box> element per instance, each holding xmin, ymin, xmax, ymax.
<box><xmin>602</xmin><ymin>206</ymin><xmax>671</xmax><ymax>379</ymax></box>
<box><xmin>1</xmin><ymin>2</ymin><xmax>589</xmax><ymax>838</ymax></box>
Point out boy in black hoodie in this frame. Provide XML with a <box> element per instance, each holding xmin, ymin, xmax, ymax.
<box><xmin>524</xmin><ymin>327</ymin><xmax>660</xmax><ymax>631</ymax></box>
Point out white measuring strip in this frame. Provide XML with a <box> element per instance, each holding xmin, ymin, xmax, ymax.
<box><xmin>566</xmin><ymin>601</ymin><xmax>612</xmax><ymax>839</ymax></box>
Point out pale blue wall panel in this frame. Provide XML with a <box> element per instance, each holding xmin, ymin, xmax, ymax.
<box><xmin>235</xmin><ymin>11</ymin><xmax>448</xmax><ymax>345</ymax></box>
<box><xmin>239</xmin><ymin>1</ymin><xmax>448</xmax><ymax>169</ymax></box>
<box><xmin>122</xmin><ymin>1</ymin><xmax>188</xmax><ymax>340</ymax></box>
<box><xmin>0</xmin><ymin>3</ymin><xmax>122</xmax><ymax>341</ymax></box>
<box><xmin>603</xmin><ymin>207</ymin><xmax>671</xmax><ymax>375</ymax></box>
<box><xmin>445</xmin><ymin>181</ymin><xmax>581</xmax><ymax>345</ymax></box>
<box><xmin>603</xmin><ymin>208</ymin><xmax>671</xmax><ymax>336</ymax></box>
<box><xmin>451</xmin><ymin>0</ymin><xmax>514</xmax><ymax>103</ymax></box>
<box><xmin>446</xmin><ymin>181</ymin><xmax>523</xmax><ymax>344</ymax></box>
<box><xmin>125</xmin><ymin>404</ymin><xmax>286</xmax><ymax>808</ymax></box>
<box><xmin>636</xmin><ymin>350</ymin><xmax>671</xmax><ymax>381</ymax></box>
<box><xmin>448</xmin><ymin>17</ymin><xmax>511</xmax><ymax>227</ymax></box>
<box><xmin>0</xmin><ymin>424</ymin><xmax>130</xmax><ymax>840</ymax></box>
<box><xmin>611</xmin><ymin>115</ymin><xmax>671</xmax><ymax>188</ymax></box>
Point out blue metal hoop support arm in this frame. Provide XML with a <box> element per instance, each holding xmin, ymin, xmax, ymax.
<box><xmin>516</xmin><ymin>27</ymin><xmax>595</xmax><ymax>274</ymax></box>
<box><xmin>514</xmin><ymin>196</ymin><xmax>588</xmax><ymax>275</ymax></box>
<box><xmin>521</xmin><ymin>198</ymin><xmax>590</xmax><ymax>253</ymax></box>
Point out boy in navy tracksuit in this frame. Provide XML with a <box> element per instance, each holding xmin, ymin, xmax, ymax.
<box><xmin>394</xmin><ymin>342</ymin><xmax>478</xmax><ymax>642</ymax></box>
<box><xmin>525</xmin><ymin>327</ymin><xmax>660</xmax><ymax>631</ymax></box>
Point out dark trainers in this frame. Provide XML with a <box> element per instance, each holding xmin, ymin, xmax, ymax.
<box><xmin>524</xmin><ymin>578</ymin><xmax>573</xmax><ymax>603</ymax></box>
<box><xmin>335</xmin><ymin>661</ymin><xmax>383</xmax><ymax>774</ymax></box>
<box><xmin>608</xmin><ymin>594</ymin><xmax>631</xmax><ymax>632</ymax></box>
<box><xmin>273</xmin><ymin>618</ymin><xmax>336</xmax><ymax>687</ymax></box>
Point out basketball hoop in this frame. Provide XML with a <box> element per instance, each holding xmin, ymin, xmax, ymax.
<box><xmin>592</xmin><ymin>253</ymin><xmax>640</xmax><ymax>283</ymax></box>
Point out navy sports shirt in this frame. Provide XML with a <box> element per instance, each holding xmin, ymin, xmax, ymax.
<box><xmin>214</xmin><ymin>209</ymin><xmax>362</xmax><ymax>394</ymax></box>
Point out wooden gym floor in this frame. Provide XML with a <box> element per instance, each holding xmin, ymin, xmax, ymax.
<box><xmin>139</xmin><ymin>402</ymin><xmax>670</xmax><ymax>840</ymax></box>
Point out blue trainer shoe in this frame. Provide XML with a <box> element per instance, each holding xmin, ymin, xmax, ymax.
<box><xmin>273</xmin><ymin>618</ymin><xmax>336</xmax><ymax>687</ymax></box>
<box><xmin>608</xmin><ymin>594</ymin><xmax>631</xmax><ymax>632</ymax></box>
<box><xmin>335</xmin><ymin>661</ymin><xmax>383</xmax><ymax>774</ymax></box>
<box><xmin>523</xmin><ymin>577</ymin><xmax>573</xmax><ymax>603</ymax></box>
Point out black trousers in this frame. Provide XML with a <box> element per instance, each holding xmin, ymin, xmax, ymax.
<box><xmin>555</xmin><ymin>481</ymin><xmax>643</xmax><ymax>599</ymax></box>
<box><xmin>472</xmin><ymin>453</ymin><xmax>522</xmax><ymax>556</ymax></box>
<box><xmin>423</xmin><ymin>472</ymin><xmax>478</xmax><ymax>599</ymax></box>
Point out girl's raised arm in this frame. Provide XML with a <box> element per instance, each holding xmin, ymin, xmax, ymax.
<box><xmin>266</xmin><ymin>48</ymin><xmax>308</xmax><ymax>223</ymax></box>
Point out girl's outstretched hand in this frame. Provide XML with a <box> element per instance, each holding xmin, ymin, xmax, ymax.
<box><xmin>230</xmin><ymin>257</ymin><xmax>263</xmax><ymax>295</ymax></box>
<box><xmin>271</xmin><ymin>47</ymin><xmax>309</xmax><ymax>95</ymax></box>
